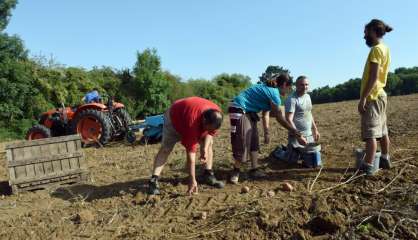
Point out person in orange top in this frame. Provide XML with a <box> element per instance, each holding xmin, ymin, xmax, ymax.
<box><xmin>358</xmin><ymin>19</ymin><xmax>393</xmax><ymax>175</ymax></box>
<box><xmin>148</xmin><ymin>97</ymin><xmax>224</xmax><ymax>195</ymax></box>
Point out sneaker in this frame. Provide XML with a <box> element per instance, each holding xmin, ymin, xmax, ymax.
<box><xmin>202</xmin><ymin>171</ymin><xmax>225</xmax><ymax>188</ymax></box>
<box><xmin>379</xmin><ymin>157</ymin><xmax>392</xmax><ymax>169</ymax></box>
<box><xmin>148</xmin><ymin>177</ymin><xmax>160</xmax><ymax>195</ymax></box>
<box><xmin>248</xmin><ymin>168</ymin><xmax>267</xmax><ymax>179</ymax></box>
<box><xmin>229</xmin><ymin>168</ymin><xmax>240</xmax><ymax>184</ymax></box>
<box><xmin>361</xmin><ymin>163</ymin><xmax>378</xmax><ymax>176</ymax></box>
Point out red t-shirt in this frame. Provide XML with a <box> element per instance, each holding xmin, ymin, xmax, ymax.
<box><xmin>170</xmin><ymin>97</ymin><xmax>221</xmax><ymax>152</ymax></box>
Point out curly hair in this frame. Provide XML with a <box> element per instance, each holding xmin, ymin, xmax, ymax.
<box><xmin>265</xmin><ymin>73</ymin><xmax>291</xmax><ymax>88</ymax></box>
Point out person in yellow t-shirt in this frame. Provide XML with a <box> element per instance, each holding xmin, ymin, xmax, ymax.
<box><xmin>358</xmin><ymin>19</ymin><xmax>393</xmax><ymax>176</ymax></box>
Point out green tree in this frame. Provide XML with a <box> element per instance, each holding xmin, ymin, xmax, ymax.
<box><xmin>0</xmin><ymin>0</ymin><xmax>17</xmax><ymax>31</ymax></box>
<box><xmin>259</xmin><ymin>65</ymin><xmax>292</xmax><ymax>83</ymax></box>
<box><xmin>164</xmin><ymin>71</ymin><xmax>193</xmax><ymax>102</ymax></box>
<box><xmin>132</xmin><ymin>48</ymin><xmax>170</xmax><ymax>118</ymax></box>
<box><xmin>212</xmin><ymin>73</ymin><xmax>251</xmax><ymax>109</ymax></box>
<box><xmin>385</xmin><ymin>73</ymin><xmax>402</xmax><ymax>96</ymax></box>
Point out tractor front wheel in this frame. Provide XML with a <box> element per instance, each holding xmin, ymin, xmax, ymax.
<box><xmin>26</xmin><ymin>125</ymin><xmax>52</xmax><ymax>140</ymax></box>
<box><xmin>73</xmin><ymin>109</ymin><xmax>112</xmax><ymax>146</ymax></box>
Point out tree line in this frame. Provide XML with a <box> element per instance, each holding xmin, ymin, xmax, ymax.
<box><xmin>310</xmin><ymin>68</ymin><xmax>418</xmax><ymax>104</ymax></box>
<box><xmin>1</xmin><ymin>1</ymin><xmax>418</xmax><ymax>140</ymax></box>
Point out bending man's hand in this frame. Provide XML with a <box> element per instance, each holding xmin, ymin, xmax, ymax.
<box><xmin>187</xmin><ymin>178</ymin><xmax>198</xmax><ymax>195</ymax></box>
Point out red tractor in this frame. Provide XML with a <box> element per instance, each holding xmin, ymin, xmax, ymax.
<box><xmin>25</xmin><ymin>98</ymin><xmax>132</xmax><ymax>146</ymax></box>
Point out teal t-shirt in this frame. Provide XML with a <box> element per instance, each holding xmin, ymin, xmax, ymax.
<box><xmin>233</xmin><ymin>83</ymin><xmax>281</xmax><ymax>113</ymax></box>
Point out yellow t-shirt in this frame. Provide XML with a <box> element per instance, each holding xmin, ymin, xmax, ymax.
<box><xmin>360</xmin><ymin>42</ymin><xmax>391</xmax><ymax>101</ymax></box>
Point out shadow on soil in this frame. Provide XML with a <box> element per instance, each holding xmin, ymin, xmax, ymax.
<box><xmin>214</xmin><ymin>154</ymin><xmax>356</xmax><ymax>183</ymax></box>
<box><xmin>51</xmin><ymin>155</ymin><xmax>354</xmax><ymax>203</ymax></box>
<box><xmin>0</xmin><ymin>181</ymin><xmax>12</xmax><ymax>196</ymax></box>
<box><xmin>50</xmin><ymin>176</ymin><xmax>187</xmax><ymax>202</ymax></box>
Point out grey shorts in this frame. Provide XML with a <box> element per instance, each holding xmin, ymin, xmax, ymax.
<box><xmin>161</xmin><ymin>109</ymin><xmax>181</xmax><ymax>149</ymax></box>
<box><xmin>361</xmin><ymin>94</ymin><xmax>388</xmax><ymax>140</ymax></box>
<box><xmin>229</xmin><ymin>107</ymin><xmax>259</xmax><ymax>162</ymax></box>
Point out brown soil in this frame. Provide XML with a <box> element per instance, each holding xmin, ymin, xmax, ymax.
<box><xmin>0</xmin><ymin>94</ymin><xmax>417</xmax><ymax>240</ymax></box>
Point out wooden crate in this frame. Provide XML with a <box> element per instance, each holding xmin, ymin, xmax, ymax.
<box><xmin>5</xmin><ymin>135</ymin><xmax>90</xmax><ymax>194</ymax></box>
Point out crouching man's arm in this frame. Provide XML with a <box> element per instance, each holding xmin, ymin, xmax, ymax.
<box><xmin>199</xmin><ymin>134</ymin><xmax>213</xmax><ymax>163</ymax></box>
<box><xmin>311</xmin><ymin>116</ymin><xmax>320</xmax><ymax>142</ymax></box>
<box><xmin>285</xmin><ymin>111</ymin><xmax>297</xmax><ymax>130</ymax></box>
<box><xmin>186</xmin><ymin>151</ymin><xmax>198</xmax><ymax>195</ymax></box>
<box><xmin>271</xmin><ymin>102</ymin><xmax>307</xmax><ymax>145</ymax></box>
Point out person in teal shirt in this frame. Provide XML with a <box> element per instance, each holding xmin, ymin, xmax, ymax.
<box><xmin>233</xmin><ymin>83</ymin><xmax>282</xmax><ymax>113</ymax></box>
<box><xmin>228</xmin><ymin>73</ymin><xmax>306</xmax><ymax>184</ymax></box>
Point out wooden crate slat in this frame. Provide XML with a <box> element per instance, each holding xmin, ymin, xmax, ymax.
<box><xmin>66</xmin><ymin>140</ymin><xmax>76</xmax><ymax>153</ymax></box>
<box><xmin>8</xmin><ymin>152</ymin><xmax>83</xmax><ymax>167</ymax></box>
<box><xmin>5</xmin><ymin>134</ymin><xmax>90</xmax><ymax>194</ymax></box>
<box><xmin>10</xmin><ymin>168</ymin><xmax>89</xmax><ymax>185</ymax></box>
<box><xmin>5</xmin><ymin>135</ymin><xmax>81</xmax><ymax>149</ymax></box>
<box><xmin>25</xmin><ymin>164</ymin><xmax>36</xmax><ymax>178</ymax></box>
<box><xmin>13</xmin><ymin>173</ymin><xmax>90</xmax><ymax>193</ymax></box>
<box><xmin>6</xmin><ymin>149</ymin><xmax>16</xmax><ymax>179</ymax></box>
<box><xmin>15</xmin><ymin>166</ymin><xmax>27</xmax><ymax>180</ymax></box>
<box><xmin>43</xmin><ymin>161</ymin><xmax>54</xmax><ymax>174</ymax></box>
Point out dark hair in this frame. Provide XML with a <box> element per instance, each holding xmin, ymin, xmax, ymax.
<box><xmin>266</xmin><ymin>73</ymin><xmax>291</xmax><ymax>88</ymax></box>
<box><xmin>203</xmin><ymin>109</ymin><xmax>223</xmax><ymax>129</ymax></box>
<box><xmin>296</xmin><ymin>75</ymin><xmax>307</xmax><ymax>84</ymax></box>
<box><xmin>365</xmin><ymin>19</ymin><xmax>393</xmax><ymax>37</ymax></box>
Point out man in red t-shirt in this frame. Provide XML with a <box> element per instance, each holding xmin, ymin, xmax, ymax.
<box><xmin>148</xmin><ymin>97</ymin><xmax>224</xmax><ymax>195</ymax></box>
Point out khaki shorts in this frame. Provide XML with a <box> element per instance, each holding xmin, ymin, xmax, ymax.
<box><xmin>229</xmin><ymin>107</ymin><xmax>259</xmax><ymax>162</ymax></box>
<box><xmin>161</xmin><ymin>109</ymin><xmax>181</xmax><ymax>149</ymax></box>
<box><xmin>361</xmin><ymin>94</ymin><xmax>388</xmax><ymax>140</ymax></box>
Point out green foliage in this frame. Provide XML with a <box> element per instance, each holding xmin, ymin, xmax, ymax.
<box><xmin>212</xmin><ymin>73</ymin><xmax>251</xmax><ymax>110</ymax></box>
<box><xmin>357</xmin><ymin>223</ymin><xmax>372</xmax><ymax>233</ymax></box>
<box><xmin>164</xmin><ymin>71</ymin><xmax>194</xmax><ymax>102</ymax></box>
<box><xmin>259</xmin><ymin>65</ymin><xmax>292</xmax><ymax>83</ymax></box>
<box><xmin>187</xmin><ymin>73</ymin><xmax>251</xmax><ymax>111</ymax></box>
<box><xmin>0</xmin><ymin>0</ymin><xmax>17</xmax><ymax>31</ymax></box>
<box><xmin>311</xmin><ymin>67</ymin><xmax>418</xmax><ymax>104</ymax></box>
<box><xmin>131</xmin><ymin>48</ymin><xmax>171</xmax><ymax>118</ymax></box>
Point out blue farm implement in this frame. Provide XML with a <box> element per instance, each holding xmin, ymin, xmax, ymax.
<box><xmin>126</xmin><ymin>114</ymin><xmax>164</xmax><ymax>144</ymax></box>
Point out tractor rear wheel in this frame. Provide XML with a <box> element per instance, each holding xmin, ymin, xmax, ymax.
<box><xmin>113</xmin><ymin>108</ymin><xmax>132</xmax><ymax>139</ymax></box>
<box><xmin>26</xmin><ymin>125</ymin><xmax>52</xmax><ymax>140</ymax></box>
<box><xmin>73</xmin><ymin>109</ymin><xmax>112</xmax><ymax>145</ymax></box>
<box><xmin>115</xmin><ymin>108</ymin><xmax>132</xmax><ymax>127</ymax></box>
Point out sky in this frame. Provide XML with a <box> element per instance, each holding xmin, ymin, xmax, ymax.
<box><xmin>5</xmin><ymin>0</ymin><xmax>418</xmax><ymax>89</ymax></box>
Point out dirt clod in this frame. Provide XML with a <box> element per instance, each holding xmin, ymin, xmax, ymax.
<box><xmin>79</xmin><ymin>209</ymin><xmax>95</xmax><ymax>222</ymax></box>
<box><xmin>282</xmin><ymin>182</ymin><xmax>294</xmax><ymax>191</ymax></box>
<box><xmin>193</xmin><ymin>211</ymin><xmax>207</xmax><ymax>220</ymax></box>
<box><xmin>241</xmin><ymin>186</ymin><xmax>250</xmax><ymax>194</ymax></box>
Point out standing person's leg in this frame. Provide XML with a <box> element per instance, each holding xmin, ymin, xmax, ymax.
<box><xmin>364</xmin><ymin>138</ymin><xmax>377</xmax><ymax>165</ymax></box>
<box><xmin>229</xmin><ymin>109</ymin><xmax>247</xmax><ymax>184</ymax></box>
<box><xmin>380</xmin><ymin>135</ymin><xmax>390</xmax><ymax>156</ymax></box>
<box><xmin>248</xmin><ymin>118</ymin><xmax>265</xmax><ymax>178</ymax></box>
<box><xmin>379</xmin><ymin>95</ymin><xmax>391</xmax><ymax>169</ymax></box>
<box><xmin>148</xmin><ymin>110</ymin><xmax>180</xmax><ymax>195</ymax></box>
<box><xmin>152</xmin><ymin>145</ymin><xmax>175</xmax><ymax>176</ymax></box>
<box><xmin>361</xmin><ymin>98</ymin><xmax>384</xmax><ymax>175</ymax></box>
<box><xmin>250</xmin><ymin>119</ymin><xmax>259</xmax><ymax>169</ymax></box>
